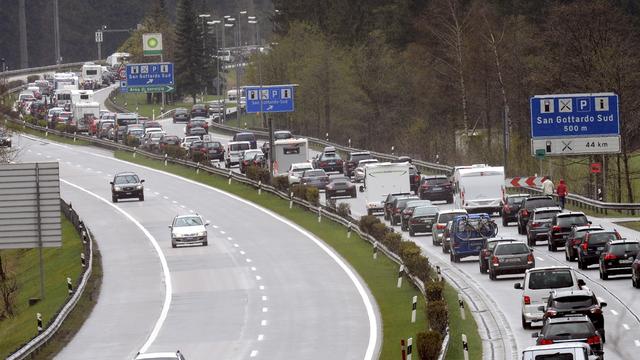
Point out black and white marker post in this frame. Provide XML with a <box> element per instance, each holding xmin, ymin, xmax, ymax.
<box><xmin>228</xmin><ymin>170</ymin><xmax>232</xmax><ymax>184</ymax></box>
<box><xmin>462</xmin><ymin>334</ymin><xmax>469</xmax><ymax>360</ymax></box>
<box><xmin>373</xmin><ymin>242</ymin><xmax>378</xmax><ymax>260</ymax></box>
<box><xmin>67</xmin><ymin>277</ymin><xmax>73</xmax><ymax>295</ymax></box>
<box><xmin>458</xmin><ymin>294</ymin><xmax>466</xmax><ymax>320</ymax></box>
<box><xmin>36</xmin><ymin>312</ymin><xmax>43</xmax><ymax>334</ymax></box>
<box><xmin>406</xmin><ymin>337</ymin><xmax>413</xmax><ymax>360</ymax></box>
<box><xmin>258</xmin><ymin>180</ymin><xmax>262</xmax><ymax>195</ymax></box>
<box><xmin>133</xmin><ymin>146</ymin><xmax>136</xmax><ymax>158</ymax></box>
<box><xmin>80</xmin><ymin>252</ymin><xmax>86</xmax><ymax>268</ymax></box>
<box><xmin>317</xmin><ymin>206</ymin><xmax>322</xmax><ymax>223</ymax></box>
<box><xmin>347</xmin><ymin>223</ymin><xmax>352</xmax><ymax>238</ymax></box>
<box><xmin>436</xmin><ymin>265</ymin><xmax>442</xmax><ymax>282</ymax></box>
<box><xmin>411</xmin><ymin>295</ymin><xmax>417</xmax><ymax>323</ymax></box>
<box><xmin>397</xmin><ymin>265</ymin><xmax>404</xmax><ymax>288</ymax></box>
<box><xmin>289</xmin><ymin>192</ymin><xmax>293</xmax><ymax>209</ymax></box>
<box><xmin>164</xmin><ymin>153</ymin><xmax>168</xmax><ymax>167</ymax></box>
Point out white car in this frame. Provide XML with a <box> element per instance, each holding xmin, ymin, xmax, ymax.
<box><xmin>169</xmin><ymin>214</ymin><xmax>210</xmax><ymax>248</ymax></box>
<box><xmin>145</xmin><ymin>127</ymin><xmax>164</xmax><ymax>134</ymax></box>
<box><xmin>522</xmin><ymin>343</ymin><xmax>598</xmax><ymax>360</ymax></box>
<box><xmin>287</xmin><ymin>162</ymin><xmax>313</xmax><ymax>185</ymax></box>
<box><xmin>353</xmin><ymin>159</ymin><xmax>379</xmax><ymax>182</ymax></box>
<box><xmin>181</xmin><ymin>136</ymin><xmax>202</xmax><ymax>150</ymax></box>
<box><xmin>135</xmin><ymin>351</ymin><xmax>186</xmax><ymax>360</ymax></box>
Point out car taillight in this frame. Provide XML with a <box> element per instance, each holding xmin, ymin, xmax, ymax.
<box><xmin>532</xmin><ymin>222</ymin><xmax>541</xmax><ymax>228</ymax></box>
<box><xmin>582</xmin><ymin>242</ymin><xmax>589</xmax><ymax>251</ymax></box>
<box><xmin>604</xmin><ymin>253</ymin><xmax>617</xmax><ymax>260</ymax></box>
<box><xmin>436</xmin><ymin>224</ymin><xmax>446</xmax><ymax>230</ymax></box>
<box><xmin>414</xmin><ymin>175</ymin><xmax>420</xmax><ymax>182</ymax></box>
<box><xmin>320</xmin><ymin>161</ymin><xmax>327</xmax><ymax>167</ymax></box>
<box><xmin>539</xmin><ymin>339</ymin><xmax>554</xmax><ymax>345</ymax></box>
<box><xmin>552</xmin><ymin>225</ymin><xmax>561</xmax><ymax>232</ymax></box>
<box><xmin>394</xmin><ymin>208</ymin><xmax>401</xmax><ymax>214</ymax></box>
<box><xmin>504</xmin><ymin>204</ymin><xmax>511</xmax><ymax>213</ymax></box>
<box><xmin>482</xmin><ymin>249</ymin><xmax>490</xmax><ymax>257</ymax></box>
<box><xmin>421</xmin><ymin>184</ymin><xmax>429</xmax><ymax>189</ymax></box>
<box><xmin>403</xmin><ymin>209</ymin><xmax>412</xmax><ymax>215</ymax></box>
<box><xmin>491</xmin><ymin>256</ymin><xmax>499</xmax><ymax>265</ymax></box>
<box><xmin>587</xmin><ymin>335</ymin><xmax>601</xmax><ymax>345</ymax></box>
<box><xmin>545</xmin><ymin>309</ymin><xmax>557</xmax><ymax>317</ymax></box>
<box><xmin>527</xmin><ymin>254</ymin><xmax>534</xmax><ymax>264</ymax></box>
<box><xmin>571</xmin><ymin>238</ymin><xmax>581</xmax><ymax>245</ymax></box>
<box><xmin>523</xmin><ymin>295</ymin><xmax>531</xmax><ymax>305</ymax></box>
<box><xmin>410</xmin><ymin>218</ymin><xmax>420</xmax><ymax>224</ymax></box>
<box><xmin>522</xmin><ymin>209</ymin><xmax>529</xmax><ymax>217</ymax></box>
<box><xmin>590</xmin><ymin>306</ymin><xmax>602</xmax><ymax>315</ymax></box>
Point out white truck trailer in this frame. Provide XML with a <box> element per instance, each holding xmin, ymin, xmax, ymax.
<box><xmin>359</xmin><ymin>162</ymin><xmax>411</xmax><ymax>215</ymax></box>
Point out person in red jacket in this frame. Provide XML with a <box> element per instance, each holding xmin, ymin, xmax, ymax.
<box><xmin>557</xmin><ymin>179</ymin><xmax>568</xmax><ymax>209</ymax></box>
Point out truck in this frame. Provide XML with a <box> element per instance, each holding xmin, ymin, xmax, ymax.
<box><xmin>358</xmin><ymin>162</ymin><xmax>411</xmax><ymax>215</ymax></box>
<box><xmin>272</xmin><ymin>138</ymin><xmax>309</xmax><ymax>177</ymax></box>
<box><xmin>70</xmin><ymin>90</ymin><xmax>95</xmax><ymax>106</ymax></box>
<box><xmin>454</xmin><ymin>165</ymin><xmax>505</xmax><ymax>214</ymax></box>
<box><xmin>53</xmin><ymin>72</ymin><xmax>79</xmax><ymax>91</ymax></box>
<box><xmin>81</xmin><ymin>63</ymin><xmax>103</xmax><ymax>89</ymax></box>
<box><xmin>72</xmin><ymin>101</ymin><xmax>100</xmax><ymax>133</ymax></box>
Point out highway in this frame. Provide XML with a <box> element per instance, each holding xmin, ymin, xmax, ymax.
<box><xmin>12</xmin><ymin>130</ymin><xmax>378</xmax><ymax>359</ymax></box>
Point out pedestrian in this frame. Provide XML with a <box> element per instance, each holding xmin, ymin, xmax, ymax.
<box><xmin>557</xmin><ymin>179</ymin><xmax>568</xmax><ymax>209</ymax></box>
<box><xmin>542</xmin><ymin>176</ymin><xmax>555</xmax><ymax>196</ymax></box>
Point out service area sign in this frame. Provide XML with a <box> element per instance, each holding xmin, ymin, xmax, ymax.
<box><xmin>143</xmin><ymin>33</ymin><xmax>163</xmax><ymax>56</ymax></box>
<box><xmin>126</xmin><ymin>63</ymin><xmax>174</xmax><ymax>93</ymax></box>
<box><xmin>244</xmin><ymin>85</ymin><xmax>295</xmax><ymax>113</ymax></box>
<box><xmin>530</xmin><ymin>93</ymin><xmax>621</xmax><ymax>156</ymax></box>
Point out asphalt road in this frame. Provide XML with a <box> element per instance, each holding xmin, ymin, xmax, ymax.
<box><xmin>13</xmin><ymin>134</ymin><xmax>379</xmax><ymax>360</ymax></box>
<box><xmin>330</xmin><ymin>190</ymin><xmax>640</xmax><ymax>359</ymax></box>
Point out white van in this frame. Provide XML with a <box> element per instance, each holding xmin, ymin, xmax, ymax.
<box><xmin>82</xmin><ymin>63</ymin><xmax>103</xmax><ymax>89</ymax></box>
<box><xmin>359</xmin><ymin>162</ymin><xmax>411</xmax><ymax>215</ymax></box>
<box><xmin>226</xmin><ymin>141</ymin><xmax>251</xmax><ymax>168</ymax></box>
<box><xmin>272</xmin><ymin>138</ymin><xmax>308</xmax><ymax>177</ymax></box>
<box><xmin>522</xmin><ymin>342</ymin><xmax>598</xmax><ymax>360</ymax></box>
<box><xmin>454</xmin><ymin>165</ymin><xmax>505</xmax><ymax>214</ymax></box>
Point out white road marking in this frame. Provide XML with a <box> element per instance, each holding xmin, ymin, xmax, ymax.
<box><xmin>623</xmin><ymin>323</ymin><xmax>630</xmax><ymax>330</ymax></box>
<box><xmin>227</xmin><ymin>236</ymin><xmax>233</xmax><ymax>241</ymax></box>
<box><xmin>27</xmin><ymin>139</ymin><xmax>380</xmax><ymax>359</ymax></box>
<box><xmin>611</xmin><ymin>309</ymin><xmax>619</xmax><ymax>316</ymax></box>
<box><xmin>233</xmin><ymin>243</ymin><xmax>239</xmax><ymax>248</ymax></box>
<box><xmin>37</xmin><ymin>152</ymin><xmax>41</xmax><ymax>155</ymax></box>
<box><xmin>96</xmin><ymin>170</ymin><xmax>102</xmax><ymax>174</ymax></box>
<box><xmin>66</xmin><ymin>161</ymin><xmax>72</xmax><ymax>165</ymax></box>
<box><xmin>172</xmin><ymin>200</ymin><xmax>177</xmax><ymax>204</ymax></box>
<box><xmin>163</xmin><ymin>196</ymin><xmax>169</xmax><ymax>200</ymax></box>
<box><xmin>189</xmin><ymin>209</ymin><xmax>194</xmax><ymax>213</ymax></box>
<box><xmin>259</xmin><ymin>285</ymin><xmax>265</xmax><ymax>290</ymax></box>
<box><xmin>255</xmin><ymin>275</ymin><xmax>262</xmax><ymax>280</ymax></box>
<box><xmin>27</xmin><ymin>149</ymin><xmax>32</xmax><ymax>152</ymax></box>
<box><xmin>597</xmin><ymin>297</ymin><xmax>605</xmax><ymax>302</ymax></box>
<box><xmin>46</xmin><ymin>155</ymin><xmax>51</xmax><ymax>158</ymax></box>
<box><xmin>107</xmin><ymin>174</ymin><xmax>112</xmax><ymax>177</ymax></box>
<box><xmin>87</xmin><ymin>167</ymin><xmax>91</xmax><ymax>171</ymax></box>
<box><xmin>60</xmin><ymin>179</ymin><xmax>172</xmax><ymax>354</ymax></box>
<box><xmin>261</xmin><ymin>320</ymin><xmax>268</xmax><ymax>326</ymax></box>
<box><xmin>56</xmin><ymin>158</ymin><xmax>61</xmax><ymax>161</ymax></box>
<box><xmin>180</xmin><ymin>205</ymin><xmax>186</xmax><ymax>208</ymax></box>
<box><xmin>251</xmin><ymin>267</ymin><xmax>257</xmax><ymax>271</ymax></box>
<box><xmin>246</xmin><ymin>258</ymin><xmax>252</xmax><ymax>263</ymax></box>
<box><xmin>240</xmin><ymin>250</ymin><xmax>246</xmax><ymax>255</ymax></box>
<box><xmin>250</xmin><ymin>350</ymin><xmax>258</xmax><ymax>357</ymax></box>
<box><xmin>257</xmin><ymin>334</ymin><xmax>264</xmax><ymax>341</ymax></box>
<box><xmin>262</xmin><ymin>307</ymin><xmax>268</xmax><ymax>313</ymax></box>
<box><xmin>220</xmin><ymin>230</ymin><xmax>226</xmax><ymax>234</ymax></box>
<box><xmin>635</xmin><ymin>339</ymin><xmax>640</xmax><ymax>347</ymax></box>
<box><xmin>536</xmin><ymin>257</ymin><xmax>544</xmax><ymax>261</ymax></box>
<box><xmin>212</xmin><ymin>225</ymin><xmax>219</xmax><ymax>229</ymax></box>
<box><xmin>262</xmin><ymin>295</ymin><xmax>268</xmax><ymax>301</ymax></box>
<box><xmin>154</xmin><ymin>192</ymin><xmax>160</xmax><ymax>195</ymax></box>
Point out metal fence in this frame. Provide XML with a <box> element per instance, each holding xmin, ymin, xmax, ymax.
<box><xmin>7</xmin><ymin>200</ymin><xmax>94</xmax><ymax>360</ymax></box>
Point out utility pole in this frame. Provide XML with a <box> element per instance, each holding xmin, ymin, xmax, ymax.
<box><xmin>53</xmin><ymin>0</ymin><xmax>61</xmax><ymax>65</ymax></box>
<box><xmin>19</xmin><ymin>0</ymin><xmax>28</xmax><ymax>68</ymax></box>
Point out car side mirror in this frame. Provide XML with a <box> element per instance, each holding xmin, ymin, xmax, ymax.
<box><xmin>588</xmin><ymin>221</ymin><xmax>592</xmax><ymax>224</ymax></box>
<box><xmin>141</xmin><ymin>179</ymin><xmax>145</xmax><ymax>183</ymax></box>
<box><xmin>578</xmin><ymin>279</ymin><xmax>586</xmax><ymax>287</ymax></box>
<box><xmin>531</xmin><ymin>332</ymin><xmax>539</xmax><ymax>338</ymax></box>
<box><xmin>600</xmin><ymin>302</ymin><xmax>607</xmax><ymax>308</ymax></box>
<box><xmin>537</xmin><ymin>305</ymin><xmax>545</xmax><ymax>311</ymax></box>
<box><xmin>514</xmin><ymin>283</ymin><xmax>522</xmax><ymax>290</ymax></box>
<box><xmin>109</xmin><ymin>181</ymin><xmax>113</xmax><ymax>185</ymax></box>
<box><xmin>359</xmin><ymin>185</ymin><xmax>364</xmax><ymax>193</ymax></box>
<box><xmin>205</xmin><ymin>221</ymin><xmax>210</xmax><ymax>227</ymax></box>
<box><xmin>168</xmin><ymin>225</ymin><xmax>172</xmax><ymax>229</ymax></box>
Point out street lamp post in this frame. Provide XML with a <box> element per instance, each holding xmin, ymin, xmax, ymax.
<box><xmin>224</xmin><ymin>22</ymin><xmax>234</xmax><ymax>123</ymax></box>
<box><xmin>198</xmin><ymin>14</ymin><xmax>211</xmax><ymax>97</ymax></box>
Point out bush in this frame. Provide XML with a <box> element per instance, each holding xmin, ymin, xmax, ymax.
<box><xmin>246</xmin><ymin>165</ymin><xmax>270</xmax><ymax>184</ymax></box>
<box><xmin>291</xmin><ymin>184</ymin><xmax>307</xmax><ymax>199</ymax></box>
<box><xmin>400</xmin><ymin>241</ymin><xmax>432</xmax><ymax>282</ymax></box>
<box><xmin>37</xmin><ymin>120</ymin><xmax>48</xmax><ymax>128</ymax></box>
<box><xmin>382</xmin><ymin>231</ymin><xmax>403</xmax><ymax>253</ymax></box>
<box><xmin>7</xmin><ymin>80</ymin><xmax>24</xmax><ymax>89</ymax></box>
<box><xmin>370</xmin><ymin>222</ymin><xmax>388</xmax><ymax>241</ymax></box>
<box><xmin>426</xmin><ymin>299</ymin><xmax>448</xmax><ymax>335</ymax></box>
<box><xmin>306</xmin><ymin>187</ymin><xmax>320</xmax><ymax>206</ymax></box>
<box><xmin>337</xmin><ymin>203</ymin><xmax>351</xmax><ymax>217</ymax></box>
<box><xmin>425</xmin><ymin>281</ymin><xmax>444</xmax><ymax>302</ymax></box>
<box><xmin>416</xmin><ymin>330</ymin><xmax>443</xmax><ymax>360</ymax></box>
<box><xmin>272</xmin><ymin>176</ymin><xmax>289</xmax><ymax>192</ymax></box>
<box><xmin>191</xmin><ymin>151</ymin><xmax>204</xmax><ymax>163</ymax></box>
<box><xmin>126</xmin><ymin>135</ymin><xmax>140</xmax><ymax>147</ymax></box>
<box><xmin>55</xmin><ymin>123</ymin><xmax>66</xmax><ymax>132</ymax></box>
<box><xmin>359</xmin><ymin>215</ymin><xmax>380</xmax><ymax>234</ymax></box>
<box><xmin>27</xmin><ymin>75</ymin><xmax>41</xmax><ymax>83</ymax></box>
<box><xmin>65</xmin><ymin>124</ymin><xmax>78</xmax><ymax>134</ymax></box>
<box><xmin>165</xmin><ymin>144</ymin><xmax>186</xmax><ymax>159</ymax></box>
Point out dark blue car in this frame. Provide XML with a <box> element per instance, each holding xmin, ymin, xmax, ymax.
<box><xmin>449</xmin><ymin>213</ymin><xmax>497</xmax><ymax>262</ymax></box>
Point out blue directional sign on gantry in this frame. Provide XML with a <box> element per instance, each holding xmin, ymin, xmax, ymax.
<box><xmin>244</xmin><ymin>85</ymin><xmax>295</xmax><ymax>113</ymax></box>
<box><xmin>126</xmin><ymin>63</ymin><xmax>174</xmax><ymax>92</ymax></box>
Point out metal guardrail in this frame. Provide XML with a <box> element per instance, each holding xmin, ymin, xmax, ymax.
<box><xmin>4</xmin><ymin>116</ymin><xmax>452</xmax><ymax>359</ymax></box>
<box><xmin>511</xmin><ymin>186</ymin><xmax>640</xmax><ymax>215</ymax></box>
<box><xmin>1</xmin><ymin>60</ymin><xmax>101</xmax><ymax>78</ymax></box>
<box><xmin>7</xmin><ymin>200</ymin><xmax>94</xmax><ymax>360</ymax></box>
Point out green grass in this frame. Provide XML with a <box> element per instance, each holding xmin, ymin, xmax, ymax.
<box><xmin>4</xmin><ymin>120</ymin><xmax>91</xmax><ymax>146</ymax></box>
<box><xmin>113</xmin><ymin>150</ymin><xmax>481</xmax><ymax>359</ymax></box>
<box><xmin>444</xmin><ymin>283</ymin><xmax>482</xmax><ymax>360</ymax></box>
<box><xmin>111</xmin><ymin>92</ymin><xmax>225</xmax><ymax>119</ymax></box>
<box><xmin>616</xmin><ymin>221</ymin><xmax>640</xmax><ymax>232</ymax></box>
<box><xmin>0</xmin><ymin>217</ymin><xmax>83</xmax><ymax>358</ymax></box>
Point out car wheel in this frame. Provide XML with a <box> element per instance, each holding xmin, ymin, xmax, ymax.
<box><xmin>578</xmin><ymin>258</ymin><xmax>586</xmax><ymax>270</ymax></box>
<box><xmin>600</xmin><ymin>267</ymin><xmax>608</xmax><ymax>280</ymax></box>
<box><xmin>550</xmin><ymin>243</ymin><xmax>557</xmax><ymax>252</ymax></box>
<box><xmin>633</xmin><ymin>272</ymin><xmax>640</xmax><ymax>288</ymax></box>
<box><xmin>203</xmin><ymin>240</ymin><xmax>208</xmax><ymax>246</ymax></box>
<box><xmin>599</xmin><ymin>329</ymin><xmax>606</xmax><ymax>344</ymax></box>
<box><xmin>521</xmin><ymin>315</ymin><xmax>531</xmax><ymax>330</ymax></box>
<box><xmin>450</xmin><ymin>251</ymin><xmax>454</xmax><ymax>262</ymax></box>
<box><xmin>139</xmin><ymin>194</ymin><xmax>144</xmax><ymax>201</ymax></box>
<box><xmin>565</xmin><ymin>249</ymin><xmax>570</xmax><ymax>261</ymax></box>
<box><xmin>442</xmin><ymin>244</ymin><xmax>448</xmax><ymax>253</ymax></box>
<box><xmin>112</xmin><ymin>195</ymin><xmax>118</xmax><ymax>203</ymax></box>
<box><xmin>409</xmin><ymin>228</ymin><xmax>415</xmax><ymax>237</ymax></box>
<box><xmin>351</xmin><ymin>191</ymin><xmax>357</xmax><ymax>198</ymax></box>
<box><xmin>517</xmin><ymin>223</ymin><xmax>523</xmax><ymax>235</ymax></box>
<box><xmin>489</xmin><ymin>269</ymin><xmax>496</xmax><ymax>280</ymax></box>
<box><xmin>502</xmin><ymin>217</ymin><xmax>508</xmax><ymax>227</ymax></box>
<box><xmin>447</xmin><ymin>197</ymin><xmax>453</xmax><ymax>204</ymax></box>
<box><xmin>172</xmin><ymin>241</ymin><xmax>177</xmax><ymax>248</ymax></box>
<box><xmin>479</xmin><ymin>262</ymin><xmax>486</xmax><ymax>273</ymax></box>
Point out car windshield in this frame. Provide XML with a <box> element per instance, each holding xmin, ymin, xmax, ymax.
<box><xmin>322</xmin><ymin>152</ymin><xmax>339</xmax><ymax>160</ymax></box>
<box><xmin>438</xmin><ymin>212</ymin><xmax>466</xmax><ymax>223</ymax></box>
<box><xmin>610</xmin><ymin>243</ymin><xmax>640</xmax><ymax>255</ymax></box>
<box><xmin>425</xmin><ymin>177</ymin><xmax>448</xmax><ymax>185</ymax></box>
<box><xmin>551</xmin><ymin>295</ymin><xmax>594</xmax><ymax>309</ymax></box>
<box><xmin>558</xmin><ymin>215</ymin><xmax>588</xmax><ymax>227</ymax></box>
<box><xmin>236</xmin><ymin>134</ymin><xmax>254</xmax><ymax>141</ymax></box>
<box><xmin>546</xmin><ymin>322</ymin><xmax>593</xmax><ymax>337</ymax></box>
<box><xmin>163</xmin><ymin>136</ymin><xmax>179</xmax><ymax>142</ymax></box>
<box><xmin>274</xmin><ymin>132</ymin><xmax>292</xmax><ymax>139</ymax></box>
<box><xmin>190</xmin><ymin>120</ymin><xmax>206</xmax><ymax>126</ymax></box>
<box><xmin>244</xmin><ymin>151</ymin><xmax>261</xmax><ymax>159</ymax></box>
<box><xmin>413</xmin><ymin>206</ymin><xmax>439</xmax><ymax>216</ymax></box>
<box><xmin>535</xmin><ymin>211</ymin><xmax>559</xmax><ymax>220</ymax></box>
<box><xmin>507</xmin><ymin>196</ymin><xmax>528</xmax><ymax>204</ymax></box>
<box><xmin>205</xmin><ymin>142</ymin><xmax>221</xmax><ymax>148</ymax></box>
<box><xmin>304</xmin><ymin>170</ymin><xmax>325</xmax><ymax>177</ymax></box>
<box><xmin>494</xmin><ymin>243</ymin><xmax>529</xmax><ymax>255</ymax></box>
<box><xmin>487</xmin><ymin>240</ymin><xmax>507</xmax><ymax>251</ymax></box>
<box><xmin>525</xmin><ymin>198</ymin><xmax>556</xmax><ymax>209</ymax></box>
<box><xmin>230</xmin><ymin>143</ymin><xmax>250</xmax><ymax>151</ymax></box>
<box><xmin>114</xmin><ymin>175</ymin><xmax>139</xmax><ymax>184</ymax></box>
<box><xmin>173</xmin><ymin>216</ymin><xmax>203</xmax><ymax>227</ymax></box>
<box><xmin>528</xmin><ymin>270</ymin><xmax>574</xmax><ymax>290</ymax></box>
<box><xmin>129</xmin><ymin>130</ymin><xmax>144</xmax><ymax>135</ymax></box>
<box><xmin>175</xmin><ymin>109</ymin><xmax>187</xmax><ymax>114</ymax></box>
<box><xmin>588</xmin><ymin>232</ymin><xmax>618</xmax><ymax>245</ymax></box>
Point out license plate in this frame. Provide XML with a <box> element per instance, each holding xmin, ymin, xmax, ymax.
<box><xmin>621</xmin><ymin>259</ymin><xmax>633</xmax><ymax>264</ymax></box>
<box><xmin>597</xmin><ymin>246</ymin><xmax>604</xmax><ymax>251</ymax></box>
<box><xmin>433</xmin><ymin>187</ymin><xmax>442</xmax><ymax>191</ymax></box>
<box><xmin>125</xmin><ymin>192</ymin><xmax>132</xmax><ymax>195</ymax></box>
<box><xmin>505</xmin><ymin>258</ymin><xmax>520</xmax><ymax>263</ymax></box>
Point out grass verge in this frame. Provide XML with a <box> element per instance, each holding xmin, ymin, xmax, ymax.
<box><xmin>111</xmin><ymin>92</ymin><xmax>225</xmax><ymax>119</ymax></box>
<box><xmin>616</xmin><ymin>221</ymin><xmax>640</xmax><ymax>232</ymax></box>
<box><xmin>4</xmin><ymin>120</ymin><xmax>91</xmax><ymax>147</ymax></box>
<box><xmin>114</xmin><ymin>150</ymin><xmax>425</xmax><ymax>357</ymax></box>
<box><xmin>443</xmin><ymin>283</ymin><xmax>482</xmax><ymax>360</ymax></box>
<box><xmin>0</xmin><ymin>217</ymin><xmax>83</xmax><ymax>358</ymax></box>
<box><xmin>114</xmin><ymin>150</ymin><xmax>481</xmax><ymax>358</ymax></box>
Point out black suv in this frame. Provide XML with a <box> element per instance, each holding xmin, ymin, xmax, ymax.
<box><xmin>599</xmin><ymin>239</ymin><xmax>640</xmax><ymax>280</ymax></box>
<box><xmin>389</xmin><ymin>195</ymin><xmax>420</xmax><ymax>226</ymax></box>
<box><xmin>418</xmin><ymin>175</ymin><xmax>453</xmax><ymax>203</ymax></box>
<box><xmin>232</xmin><ymin>132</ymin><xmax>257</xmax><ymax>149</ymax></box>
<box><xmin>517</xmin><ymin>195</ymin><xmax>556</xmax><ymax>234</ymax></box>
<box><xmin>501</xmin><ymin>194</ymin><xmax>528</xmax><ymax>226</ymax></box>
<box><xmin>190</xmin><ymin>103</ymin><xmax>208</xmax><ymax>118</ymax></box>
<box><xmin>313</xmin><ymin>147</ymin><xmax>343</xmax><ymax>173</ymax></box>
<box><xmin>533</xmin><ymin>315</ymin><xmax>604</xmax><ymax>357</ymax></box>
<box><xmin>541</xmin><ymin>289</ymin><xmax>607</xmax><ymax>343</ymax></box>
<box><xmin>343</xmin><ymin>151</ymin><xmax>373</xmax><ymax>177</ymax></box>
<box><xmin>110</xmin><ymin>172</ymin><xmax>145</xmax><ymax>202</ymax></box>
<box><xmin>548</xmin><ymin>212</ymin><xmax>589</xmax><ymax>251</ymax></box>
<box><xmin>173</xmin><ymin>108</ymin><xmax>190</xmax><ymax>123</ymax></box>
<box><xmin>383</xmin><ymin>192</ymin><xmax>411</xmax><ymax>220</ymax></box>
<box><xmin>578</xmin><ymin>230</ymin><xmax>622</xmax><ymax>269</ymax></box>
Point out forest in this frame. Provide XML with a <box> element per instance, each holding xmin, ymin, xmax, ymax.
<box><xmin>247</xmin><ymin>0</ymin><xmax>640</xmax><ymax>202</ymax></box>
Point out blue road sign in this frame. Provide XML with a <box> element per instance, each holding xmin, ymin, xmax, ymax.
<box><xmin>530</xmin><ymin>93</ymin><xmax>619</xmax><ymax>138</ymax></box>
<box><xmin>119</xmin><ymin>80</ymin><xmax>128</xmax><ymax>93</ymax></box>
<box><xmin>244</xmin><ymin>85</ymin><xmax>295</xmax><ymax>113</ymax></box>
<box><xmin>126</xmin><ymin>63</ymin><xmax>174</xmax><ymax>87</ymax></box>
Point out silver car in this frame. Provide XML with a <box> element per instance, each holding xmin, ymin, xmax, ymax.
<box><xmin>169</xmin><ymin>214</ymin><xmax>210</xmax><ymax>248</ymax></box>
<box><xmin>431</xmin><ymin>209</ymin><xmax>467</xmax><ymax>246</ymax></box>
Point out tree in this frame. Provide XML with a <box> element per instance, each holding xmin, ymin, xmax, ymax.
<box><xmin>174</xmin><ymin>0</ymin><xmax>204</xmax><ymax>103</ymax></box>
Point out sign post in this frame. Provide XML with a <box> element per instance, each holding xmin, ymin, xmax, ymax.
<box><xmin>95</xmin><ymin>30</ymin><xmax>103</xmax><ymax>60</ymax></box>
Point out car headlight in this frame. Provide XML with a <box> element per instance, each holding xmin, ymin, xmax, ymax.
<box><xmin>198</xmin><ymin>231</ymin><xmax>207</xmax><ymax>237</ymax></box>
<box><xmin>136</xmin><ymin>185</ymin><xmax>143</xmax><ymax>190</ymax></box>
<box><xmin>114</xmin><ymin>186</ymin><xmax>122</xmax><ymax>191</ymax></box>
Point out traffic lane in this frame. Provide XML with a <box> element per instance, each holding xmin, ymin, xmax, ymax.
<box><xmin>20</xmin><ymin>136</ymin><xmax>375</xmax><ymax>359</ymax></box>
<box><xmin>18</xmin><ymin>144</ymin><xmax>164</xmax><ymax>360</ymax></box>
<box><xmin>333</xmin><ymin>193</ymin><xmax>640</xmax><ymax>358</ymax></box>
